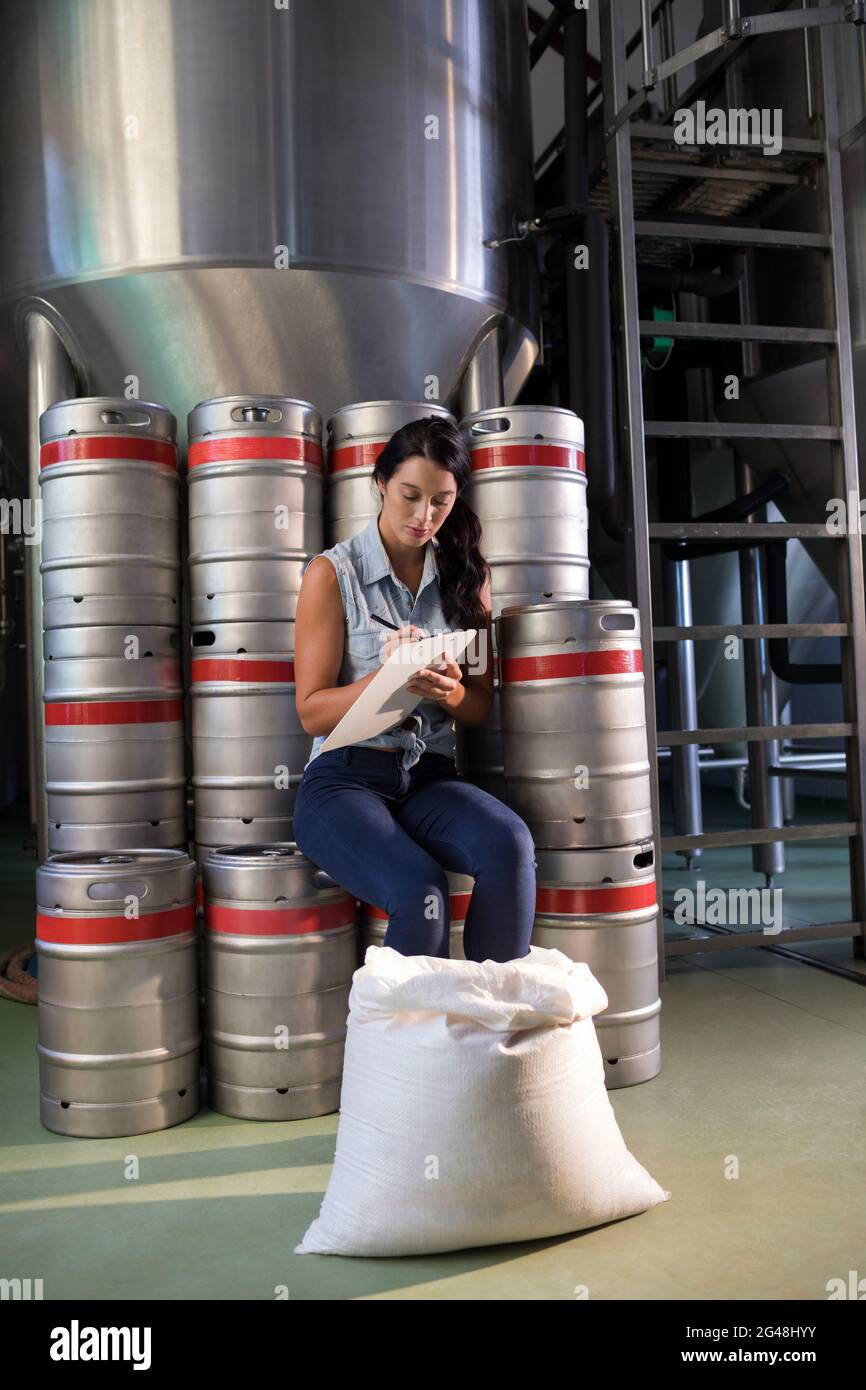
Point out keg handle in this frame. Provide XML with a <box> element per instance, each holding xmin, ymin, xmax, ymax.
<box><xmin>599</xmin><ymin>612</ymin><xmax>637</xmax><ymax>632</ymax></box>
<box><xmin>86</xmin><ymin>879</ymin><xmax>149</xmax><ymax>903</ymax></box>
<box><xmin>99</xmin><ymin>408</ymin><xmax>153</xmax><ymax>429</ymax></box>
<box><xmin>231</xmin><ymin>403</ymin><xmax>283</xmax><ymax>424</ymax></box>
<box><xmin>469</xmin><ymin>415</ymin><xmax>512</xmax><ymax>437</ymax></box>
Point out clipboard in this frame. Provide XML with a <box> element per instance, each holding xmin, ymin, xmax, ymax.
<box><xmin>319</xmin><ymin>628</ymin><xmax>478</xmax><ymax>754</ymax></box>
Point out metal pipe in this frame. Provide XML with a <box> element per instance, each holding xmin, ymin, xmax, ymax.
<box><xmin>459</xmin><ymin>324</ymin><xmax>504</xmax><ymax>418</ymax></box>
<box><xmin>556</xmin><ymin>6</ymin><xmax>616</xmax><ymax>516</ymax></box>
<box><xmin>562</xmin><ymin>3</ymin><xmax>588</xmax><ymax>209</ymax></box>
<box><xmin>736</xmin><ymin>458</ymin><xmax>784</xmax><ymax>884</ymax></box>
<box><xmin>640</xmin><ymin>0</ymin><xmax>655</xmax><ymax>85</ymax></box>
<box><xmin>637</xmin><ymin>264</ymin><xmax>742</xmax><ymax>297</ymax></box>
<box><xmin>724</xmin><ymin>0</ymin><xmax>742</xmax><ymax>30</ymax></box>
<box><xmin>780</xmin><ymin>700</ymin><xmax>796</xmax><ymax>823</ymax></box>
<box><xmin>663</xmin><ymin>555</ymin><xmax>703</xmax><ymax>864</ymax></box>
<box><xmin>0</xmin><ymin>523</ymin><xmax>9</xmax><ymax>649</ymax></box>
<box><xmin>601</xmin><ymin>0</ymin><xmax>663</xmax><ymax>980</ymax></box>
<box><xmin>659</xmin><ymin>0</ymin><xmax>678</xmax><ymax>114</ymax></box>
<box><xmin>735</xmin><ymin>250</ymin><xmax>762</xmax><ymax>381</ymax></box>
<box><xmin>458</xmin><ymin>325</ymin><xmax>504</xmax><ymax>781</ymax></box>
<box><xmin>561</xmin><ymin>0</ymin><xmax>587</xmax><ymax>469</ymax></box>
<box><xmin>581</xmin><ymin>210</ymin><xmax>616</xmax><ymax>514</ymax></box>
<box><xmin>24</xmin><ymin>312</ymin><xmax>75</xmax><ymax>861</ymax></box>
<box><xmin>802</xmin><ymin>0</ymin><xmax>814</xmax><ymax>123</ymax></box>
<box><xmin>756</xmin><ymin>498</ymin><xmax>787</xmax><ymax>876</ymax></box>
<box><xmin>767</xmin><ymin>668</ymin><xmax>792</xmax><ymax>821</ymax></box>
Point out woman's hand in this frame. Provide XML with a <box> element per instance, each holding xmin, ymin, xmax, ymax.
<box><xmin>406</xmin><ymin>652</ymin><xmax>464</xmax><ymax>709</ymax></box>
<box><xmin>379</xmin><ymin>624</ymin><xmax>428</xmax><ymax>663</ymax></box>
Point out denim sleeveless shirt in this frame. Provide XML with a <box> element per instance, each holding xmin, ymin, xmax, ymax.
<box><xmin>303</xmin><ymin>513</ymin><xmax>461</xmax><ymax>771</ymax></box>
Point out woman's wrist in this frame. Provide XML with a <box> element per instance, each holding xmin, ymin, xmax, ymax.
<box><xmin>441</xmin><ymin>681</ymin><xmax>466</xmax><ymax>713</ymax></box>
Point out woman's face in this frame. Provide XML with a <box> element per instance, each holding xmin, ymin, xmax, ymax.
<box><xmin>379</xmin><ymin>455</ymin><xmax>458</xmax><ymax>546</ymax></box>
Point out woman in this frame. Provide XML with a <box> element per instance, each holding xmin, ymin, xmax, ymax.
<box><xmin>292</xmin><ymin>415</ymin><xmax>537</xmax><ymax>962</ymax></box>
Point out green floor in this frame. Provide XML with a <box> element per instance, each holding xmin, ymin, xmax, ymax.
<box><xmin>2</xmin><ymin>792</ymin><xmax>864</xmax><ymax>1301</ymax></box>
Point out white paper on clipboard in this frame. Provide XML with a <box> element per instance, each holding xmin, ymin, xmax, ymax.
<box><xmin>319</xmin><ymin>628</ymin><xmax>478</xmax><ymax>754</ymax></box>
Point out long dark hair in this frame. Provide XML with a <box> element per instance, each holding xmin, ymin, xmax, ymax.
<box><xmin>373</xmin><ymin>416</ymin><xmax>489</xmax><ymax>631</ymax></box>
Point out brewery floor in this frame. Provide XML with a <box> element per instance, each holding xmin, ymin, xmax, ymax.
<box><xmin>2</xmin><ymin>789</ymin><xmax>864</xmax><ymax>1302</ymax></box>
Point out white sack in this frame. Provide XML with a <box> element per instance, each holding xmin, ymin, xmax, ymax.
<box><xmin>295</xmin><ymin>944</ymin><xmax>671</xmax><ymax>1257</ymax></box>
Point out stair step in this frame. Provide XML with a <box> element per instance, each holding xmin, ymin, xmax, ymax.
<box><xmin>653</xmin><ymin>623</ymin><xmax>849</xmax><ymax>640</ymax></box>
<box><xmin>657</xmin><ymin>723</ymin><xmax>852</xmax><ymax>746</ymax></box>
<box><xmin>666</xmin><ymin>922</ymin><xmax>864</xmax><ymax>953</ymax></box>
<box><xmin>631</xmin><ymin>157</ymin><xmax>807</xmax><ymax>188</ymax></box>
<box><xmin>661</xmin><ymin>824</ymin><xmax>856</xmax><ymax>851</ymax></box>
<box><xmin>629</xmin><ymin>121</ymin><xmax>825</xmax><ymax>157</ymax></box>
<box><xmin>639</xmin><ymin>320</ymin><xmax>836</xmax><ymax>345</ymax></box>
<box><xmin>645</xmin><ymin>420</ymin><xmax>841</xmax><ymax>440</ymax></box>
<box><xmin>649</xmin><ymin>522</ymin><xmax>840</xmax><ymax>540</ymax></box>
<box><xmin>635</xmin><ymin>218</ymin><xmax>831</xmax><ymax>249</ymax></box>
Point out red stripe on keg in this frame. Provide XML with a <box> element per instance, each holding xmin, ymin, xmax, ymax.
<box><xmin>536</xmin><ymin>883</ymin><xmax>657</xmax><ymax>914</ymax></box>
<box><xmin>187</xmin><ymin>437</ymin><xmax>323</xmax><ymax>469</ymax></box>
<box><xmin>470</xmin><ymin>444</ymin><xmax>585</xmax><ymax>473</ymax></box>
<box><xmin>501</xmin><ymin>648</ymin><xmax>642</xmax><ymax>683</ymax></box>
<box><xmin>364</xmin><ymin>891</ymin><xmax>473</xmax><ymax>921</ymax></box>
<box><xmin>205</xmin><ymin>900</ymin><xmax>351</xmax><ymax>936</ymax></box>
<box><xmin>40</xmin><ymin>437</ymin><xmax>178</xmax><ymax>470</ymax></box>
<box><xmin>44</xmin><ymin>698</ymin><xmax>184</xmax><ymax>726</ymax></box>
<box><xmin>191</xmin><ymin>658</ymin><xmax>295</xmax><ymax>684</ymax></box>
<box><xmin>326</xmin><ymin>441</ymin><xmax>387</xmax><ymax>474</ymax></box>
<box><xmin>36</xmin><ymin>903</ymin><xmax>195</xmax><ymax>944</ymax></box>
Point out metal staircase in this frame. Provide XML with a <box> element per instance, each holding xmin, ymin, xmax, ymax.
<box><xmin>598</xmin><ymin>0</ymin><xmax>866</xmax><ymax>977</ymax></box>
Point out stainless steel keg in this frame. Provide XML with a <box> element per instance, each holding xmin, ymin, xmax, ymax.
<box><xmin>43</xmin><ymin>637</ymin><xmax>186</xmax><ymax>853</ymax></box>
<box><xmin>191</xmin><ymin>621</ymin><xmax>309</xmax><ymax>850</ymax></box>
<box><xmin>532</xmin><ymin>842</ymin><xmax>661</xmax><ymax>1087</ymax></box>
<box><xmin>187</xmin><ymin>396</ymin><xmax>323</xmax><ymax>624</ymax></box>
<box><xmin>39</xmin><ymin>398</ymin><xmax>180</xmax><ymax>629</ymax></box>
<box><xmin>497</xmin><ymin>599</ymin><xmax>653</xmax><ymax>849</ymax></box>
<box><xmin>36</xmin><ymin>849</ymin><xmax>200</xmax><ymax>1137</ymax></box>
<box><xmin>461</xmin><ymin>405</ymin><xmax>589</xmax><ymax>600</ymax></box>
<box><xmin>326</xmin><ymin>401</ymin><xmax>455</xmax><ymax>542</ymax></box>
<box><xmin>202</xmin><ymin>844</ymin><xmax>357</xmax><ymax>1120</ymax></box>
<box><xmin>461</xmin><ymin>407</ymin><xmax>589</xmax><ymax>803</ymax></box>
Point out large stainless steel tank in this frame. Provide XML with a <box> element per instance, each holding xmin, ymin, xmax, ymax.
<box><xmin>0</xmin><ymin>0</ymin><xmax>539</xmax><ymax>454</ymax></box>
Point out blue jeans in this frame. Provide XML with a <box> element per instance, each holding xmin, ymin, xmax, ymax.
<box><xmin>293</xmin><ymin>747</ymin><xmax>537</xmax><ymax>962</ymax></box>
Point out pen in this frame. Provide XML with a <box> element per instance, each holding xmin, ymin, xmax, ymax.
<box><xmin>370</xmin><ymin>613</ymin><xmax>399</xmax><ymax>631</ymax></box>
<box><xmin>371</xmin><ymin>613</ymin><xmax>447</xmax><ymax>681</ymax></box>
<box><xmin>371</xmin><ymin>612</ymin><xmax>432</xmax><ymax>652</ymax></box>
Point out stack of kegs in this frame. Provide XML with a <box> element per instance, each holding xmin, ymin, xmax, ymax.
<box><xmin>187</xmin><ymin>398</ymin><xmax>323</xmax><ymax>887</ymax></box>
<box><xmin>496</xmin><ymin>598</ymin><xmax>661</xmax><ymax>1087</ymax></box>
<box><xmin>201</xmin><ymin>844</ymin><xmax>356</xmax><ymax>1119</ymax></box>
<box><xmin>325</xmin><ymin>400</ymin><xmax>455</xmax><ymax>542</ymax></box>
<box><xmin>39</xmin><ymin>399</ymin><xmax>185</xmax><ymax>852</ymax></box>
<box><xmin>459</xmin><ymin>406</ymin><xmax>589</xmax><ymax>801</ymax></box>
<box><xmin>35</xmin><ymin>849</ymin><xmax>199</xmax><ymax>1136</ymax></box>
